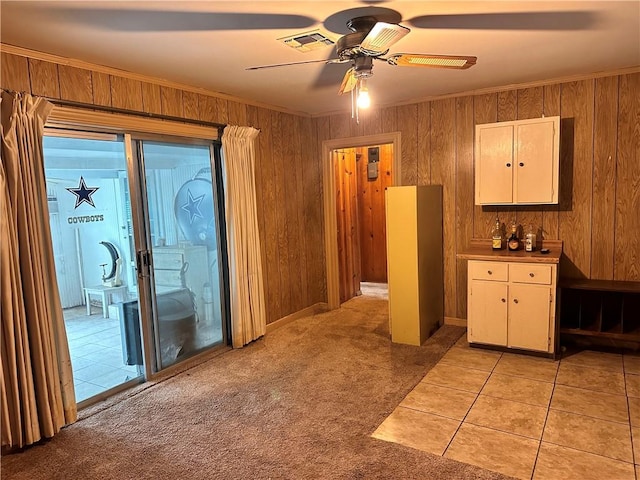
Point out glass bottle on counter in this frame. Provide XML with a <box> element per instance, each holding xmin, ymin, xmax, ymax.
<box><xmin>525</xmin><ymin>224</ymin><xmax>536</xmax><ymax>252</ymax></box>
<box><xmin>507</xmin><ymin>222</ymin><xmax>520</xmax><ymax>251</ymax></box>
<box><xmin>492</xmin><ymin>216</ymin><xmax>502</xmax><ymax>250</ymax></box>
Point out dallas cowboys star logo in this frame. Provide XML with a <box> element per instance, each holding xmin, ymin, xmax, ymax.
<box><xmin>181</xmin><ymin>189</ymin><xmax>205</xmax><ymax>224</ymax></box>
<box><xmin>66</xmin><ymin>176</ymin><xmax>99</xmax><ymax>209</ymax></box>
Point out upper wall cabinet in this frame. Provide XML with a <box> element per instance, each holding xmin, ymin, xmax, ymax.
<box><xmin>475</xmin><ymin>116</ymin><xmax>560</xmax><ymax>205</ymax></box>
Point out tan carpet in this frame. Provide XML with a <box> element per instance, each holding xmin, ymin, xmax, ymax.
<box><xmin>1</xmin><ymin>295</ymin><xmax>509</xmax><ymax>480</ymax></box>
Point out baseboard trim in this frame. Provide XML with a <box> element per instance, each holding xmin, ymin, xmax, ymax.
<box><xmin>444</xmin><ymin>317</ymin><xmax>467</xmax><ymax>327</ymax></box>
<box><xmin>266</xmin><ymin>303</ymin><xmax>330</xmax><ymax>334</ymax></box>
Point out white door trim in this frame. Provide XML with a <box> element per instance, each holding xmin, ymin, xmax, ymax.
<box><xmin>322</xmin><ymin>132</ymin><xmax>402</xmax><ymax>310</ymax></box>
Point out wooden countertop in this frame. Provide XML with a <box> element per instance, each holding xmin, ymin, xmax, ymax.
<box><xmin>457</xmin><ymin>239</ymin><xmax>562</xmax><ymax>264</ymax></box>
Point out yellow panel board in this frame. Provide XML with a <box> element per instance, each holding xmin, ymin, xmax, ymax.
<box><xmin>386</xmin><ymin>186</ymin><xmax>443</xmax><ymax>346</ymax></box>
<box><xmin>386</xmin><ymin>187</ymin><xmax>420</xmax><ymax>345</ymax></box>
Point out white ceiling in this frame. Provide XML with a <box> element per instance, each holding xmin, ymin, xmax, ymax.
<box><xmin>2</xmin><ymin>1</ymin><xmax>639</xmax><ymax>116</ymax></box>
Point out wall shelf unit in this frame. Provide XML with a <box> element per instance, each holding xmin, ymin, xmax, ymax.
<box><xmin>559</xmin><ymin>279</ymin><xmax>640</xmax><ymax>342</ymax></box>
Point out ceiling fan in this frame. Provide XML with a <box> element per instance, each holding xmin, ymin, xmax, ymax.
<box><xmin>246</xmin><ymin>13</ymin><xmax>477</xmax><ymax>120</ymax></box>
<box><xmin>247</xmin><ymin>14</ymin><xmax>476</xmax><ymax>94</ymax></box>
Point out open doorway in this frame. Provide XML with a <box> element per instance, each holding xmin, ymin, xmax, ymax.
<box><xmin>333</xmin><ymin>145</ymin><xmax>393</xmax><ymax>304</ymax></box>
<box><xmin>322</xmin><ymin>133</ymin><xmax>401</xmax><ymax>309</ymax></box>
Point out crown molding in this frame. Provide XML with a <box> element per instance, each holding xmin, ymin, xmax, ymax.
<box><xmin>310</xmin><ymin>65</ymin><xmax>640</xmax><ymax>118</ymax></box>
<box><xmin>1</xmin><ymin>43</ymin><xmax>311</xmax><ymax>118</ymax></box>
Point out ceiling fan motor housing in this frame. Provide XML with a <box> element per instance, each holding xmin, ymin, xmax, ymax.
<box><xmin>354</xmin><ymin>56</ymin><xmax>373</xmax><ymax>78</ymax></box>
<box><xmin>346</xmin><ymin>16</ymin><xmax>378</xmax><ymax>33</ymax></box>
<box><xmin>336</xmin><ymin>31</ymin><xmax>369</xmax><ymax>60</ymax></box>
<box><xmin>336</xmin><ymin>32</ymin><xmax>375</xmax><ymax>77</ymax></box>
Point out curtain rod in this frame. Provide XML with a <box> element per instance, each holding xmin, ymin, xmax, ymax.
<box><xmin>45</xmin><ymin>96</ymin><xmax>227</xmax><ymax>138</ymax></box>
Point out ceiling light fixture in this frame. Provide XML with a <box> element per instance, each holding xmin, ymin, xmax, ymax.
<box><xmin>348</xmin><ymin>58</ymin><xmax>374</xmax><ymax>124</ymax></box>
<box><xmin>351</xmin><ymin>77</ymin><xmax>372</xmax><ymax>124</ymax></box>
<box><xmin>356</xmin><ymin>79</ymin><xmax>371</xmax><ymax>109</ymax></box>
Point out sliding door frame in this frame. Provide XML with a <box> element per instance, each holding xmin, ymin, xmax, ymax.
<box><xmin>45</xmin><ymin>109</ymin><xmax>231</xmax><ymax>382</ymax></box>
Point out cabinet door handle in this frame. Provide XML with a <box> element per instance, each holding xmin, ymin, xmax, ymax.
<box><xmin>513</xmin><ymin>299</ymin><xmax>519</xmax><ymax>304</ymax></box>
<box><xmin>529</xmin><ymin>273</ymin><xmax>535</xmax><ymax>277</ymax></box>
<box><xmin>501</xmin><ymin>298</ymin><xmax>506</xmax><ymax>303</ymax></box>
<box><xmin>487</xmin><ymin>270</ymin><xmax>492</xmax><ymax>275</ymax></box>
<box><xmin>519</xmin><ymin>162</ymin><xmax>525</xmax><ymax>167</ymax></box>
<box><xmin>506</xmin><ymin>163</ymin><xmax>511</xmax><ymax>167</ymax></box>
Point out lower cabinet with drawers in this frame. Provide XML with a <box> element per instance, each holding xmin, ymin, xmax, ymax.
<box><xmin>467</xmin><ymin>259</ymin><xmax>558</xmax><ymax>355</ymax></box>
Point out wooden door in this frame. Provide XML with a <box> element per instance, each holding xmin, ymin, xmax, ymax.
<box><xmin>508</xmin><ymin>284</ymin><xmax>551</xmax><ymax>351</ymax></box>
<box><xmin>468</xmin><ymin>280</ymin><xmax>508</xmax><ymax>345</ymax></box>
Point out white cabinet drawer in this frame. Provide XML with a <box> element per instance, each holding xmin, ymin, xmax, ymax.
<box><xmin>154</xmin><ymin>269</ymin><xmax>182</xmax><ymax>287</ymax></box>
<box><xmin>154</xmin><ymin>252</ymin><xmax>184</xmax><ymax>270</ymax></box>
<box><xmin>509</xmin><ymin>263</ymin><xmax>552</xmax><ymax>285</ymax></box>
<box><xmin>469</xmin><ymin>261</ymin><xmax>508</xmax><ymax>281</ymax></box>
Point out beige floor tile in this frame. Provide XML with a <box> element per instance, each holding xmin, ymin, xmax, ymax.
<box><xmin>454</xmin><ymin>335</ymin><xmax>470</xmax><ymax>349</ymax></box>
<box><xmin>465</xmin><ymin>394</ymin><xmax>547</xmax><ymax>439</ymax></box>
<box><xmin>623</xmin><ymin>354</ymin><xmax>640</xmax><ymax>375</ymax></box>
<box><xmin>439</xmin><ymin>346</ymin><xmax>501</xmax><ymax>372</ymax></box>
<box><xmin>493</xmin><ymin>353</ymin><xmax>558</xmax><ymax>383</ymax></box>
<box><xmin>372</xmin><ymin>406</ymin><xmax>460</xmax><ymax>456</ymax></box>
<box><xmin>629</xmin><ymin>397</ymin><xmax>640</xmax><ymax>427</ymax></box>
<box><xmin>444</xmin><ymin>423</ymin><xmax>538</xmax><ymax>480</ymax></box>
<box><xmin>550</xmin><ymin>384</ymin><xmax>629</xmax><ymax>424</ymax></box>
<box><xmin>556</xmin><ymin>362</ymin><xmax>625</xmax><ymax>395</ymax></box>
<box><xmin>420</xmin><ymin>363</ymin><xmax>490</xmax><ymax>393</ymax></box>
<box><xmin>622</xmin><ymin>353</ymin><xmax>640</xmax><ymax>375</ymax></box>
<box><xmin>626</xmin><ymin>373</ymin><xmax>640</xmax><ymax>398</ymax></box>
<box><xmin>481</xmin><ymin>373</ymin><xmax>553</xmax><ymax>407</ymax></box>
<box><xmin>632</xmin><ymin>427</ymin><xmax>640</xmax><ymax>464</ymax></box>
<box><xmin>561</xmin><ymin>349</ymin><xmax>623</xmax><ymax>372</ymax></box>
<box><xmin>533</xmin><ymin>442</ymin><xmax>635</xmax><ymax>480</ymax></box>
<box><xmin>543</xmin><ymin>409</ymin><xmax>633</xmax><ymax>462</ymax></box>
<box><xmin>399</xmin><ymin>383</ymin><xmax>476</xmax><ymax>421</ymax></box>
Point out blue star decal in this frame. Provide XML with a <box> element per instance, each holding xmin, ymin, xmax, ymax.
<box><xmin>66</xmin><ymin>176</ymin><xmax>99</xmax><ymax>209</ymax></box>
<box><xmin>181</xmin><ymin>189</ymin><xmax>205</xmax><ymax>224</ymax></box>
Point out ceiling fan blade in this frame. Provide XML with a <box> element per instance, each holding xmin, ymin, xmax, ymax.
<box><xmin>247</xmin><ymin>59</ymin><xmax>345</xmax><ymax>71</ymax></box>
<box><xmin>408</xmin><ymin>11</ymin><xmax>598</xmax><ymax>31</ymax></box>
<box><xmin>360</xmin><ymin>22</ymin><xmax>410</xmax><ymax>54</ymax></box>
<box><xmin>339</xmin><ymin>68</ymin><xmax>357</xmax><ymax>95</ymax></box>
<box><xmin>48</xmin><ymin>9</ymin><xmax>317</xmax><ymax>31</ymax></box>
<box><xmin>386</xmin><ymin>54</ymin><xmax>477</xmax><ymax>69</ymax></box>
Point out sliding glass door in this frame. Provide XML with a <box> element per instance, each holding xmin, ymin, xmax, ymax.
<box><xmin>129</xmin><ymin>139</ymin><xmax>227</xmax><ymax>370</ymax></box>
<box><xmin>43</xmin><ymin>131</ymin><xmax>228</xmax><ymax>403</ymax></box>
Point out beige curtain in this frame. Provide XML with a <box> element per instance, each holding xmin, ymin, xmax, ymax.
<box><xmin>221</xmin><ymin>126</ymin><xmax>266</xmax><ymax>348</ymax></box>
<box><xmin>1</xmin><ymin>91</ymin><xmax>77</xmax><ymax>448</ymax></box>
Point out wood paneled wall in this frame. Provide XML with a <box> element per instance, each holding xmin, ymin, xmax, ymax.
<box><xmin>1</xmin><ymin>50</ymin><xmax>327</xmax><ymax>325</ymax></box>
<box><xmin>356</xmin><ymin>144</ymin><xmax>392</xmax><ymax>283</ymax></box>
<box><xmin>314</xmin><ymin>72</ymin><xmax>640</xmax><ymax>321</ymax></box>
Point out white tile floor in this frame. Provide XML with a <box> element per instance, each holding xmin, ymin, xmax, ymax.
<box><xmin>64</xmin><ymin>306</ymin><xmax>141</xmax><ymax>402</ymax></box>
